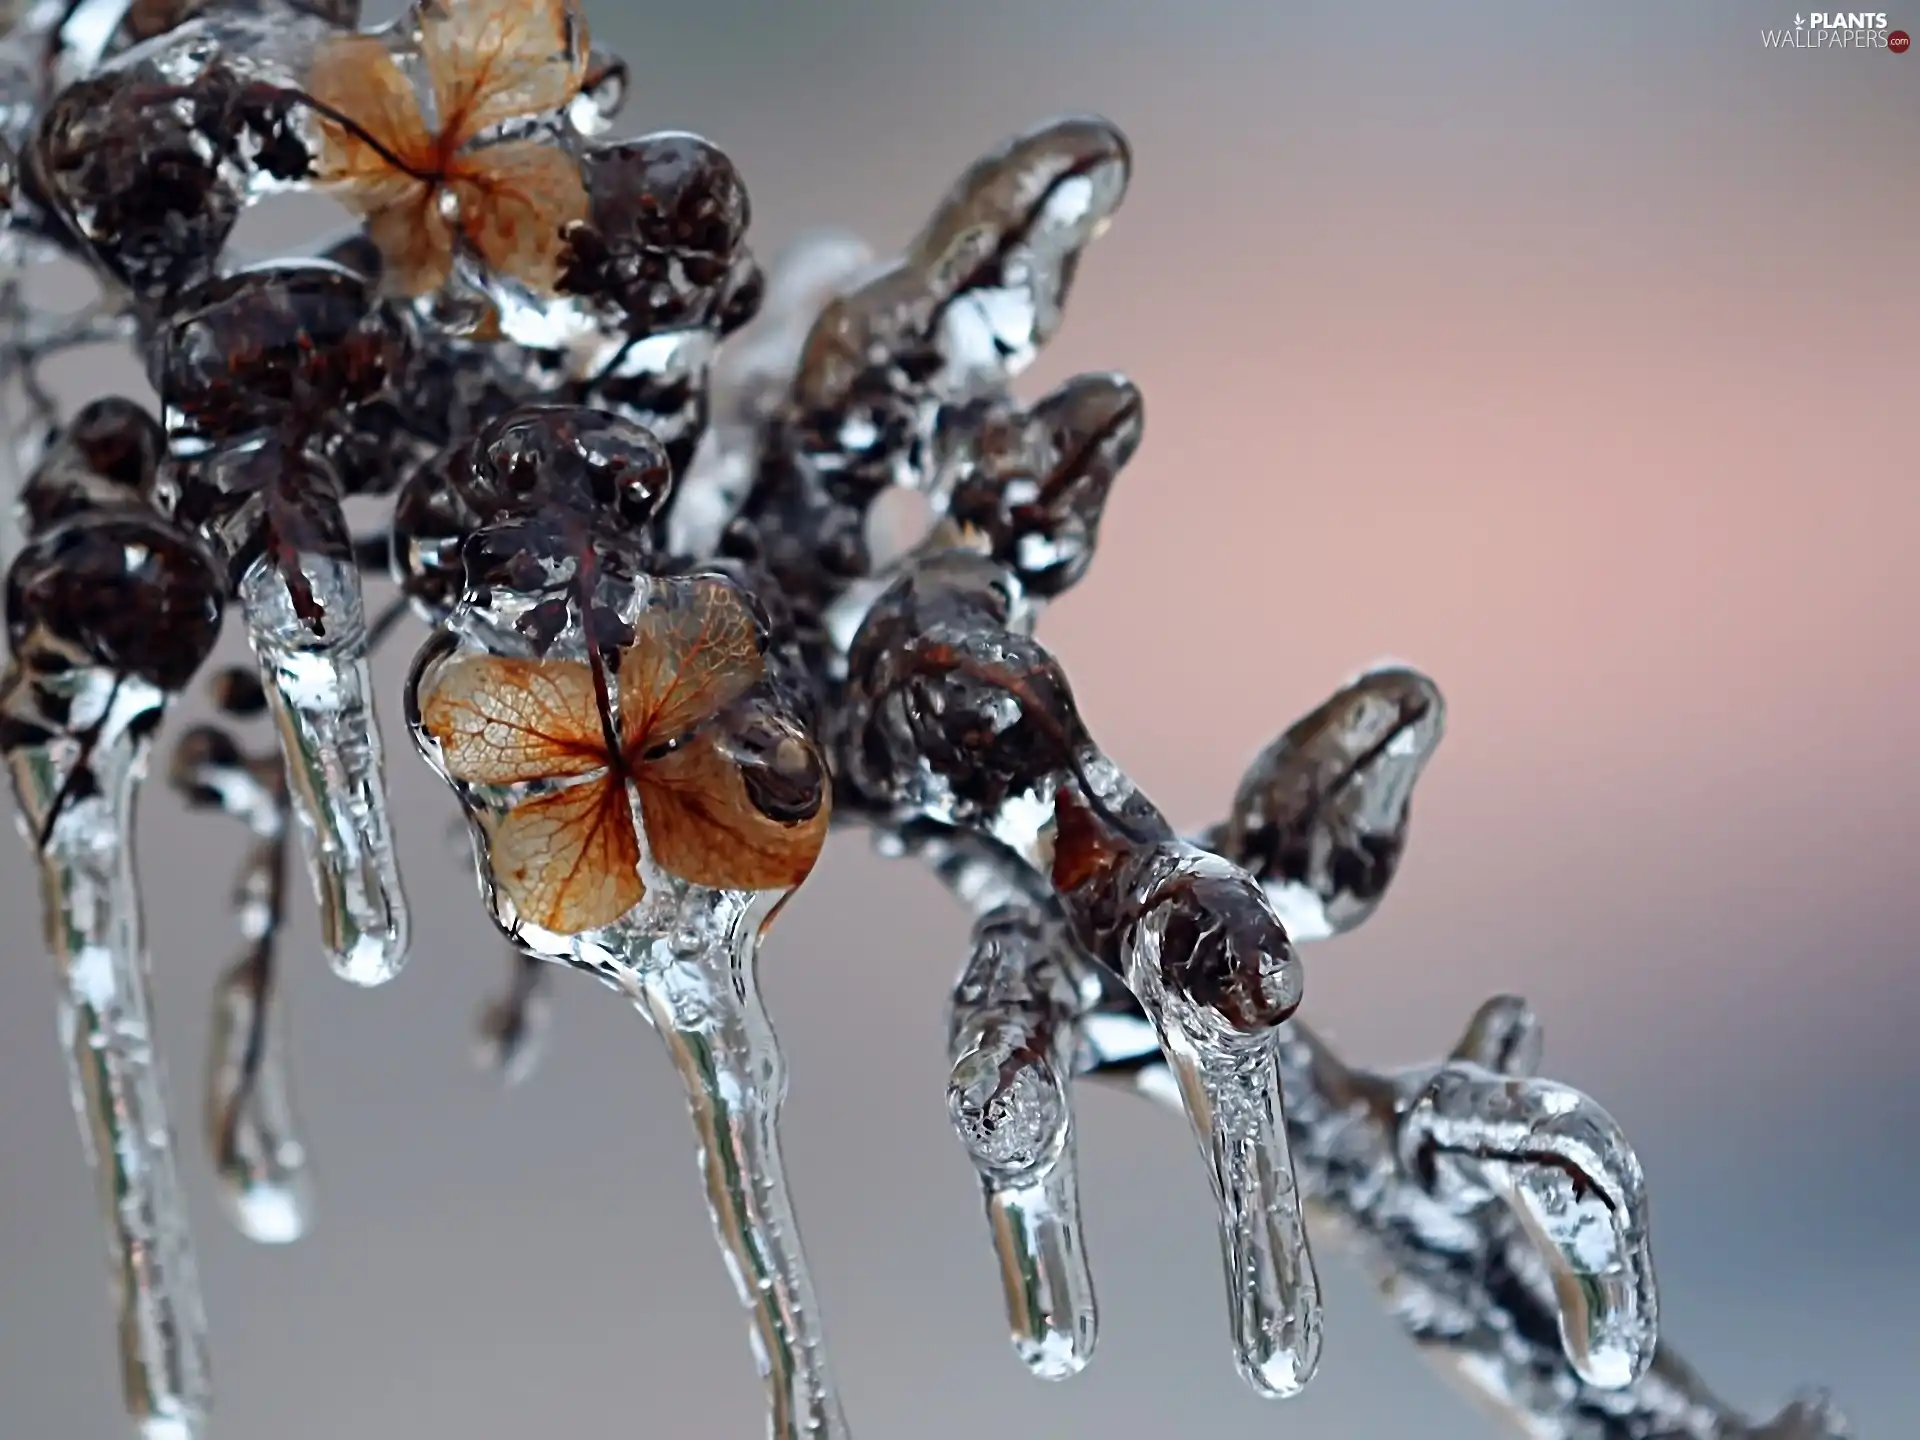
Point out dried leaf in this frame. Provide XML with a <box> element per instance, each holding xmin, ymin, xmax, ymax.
<box><xmin>419</xmin><ymin>653</ymin><xmax>607</xmax><ymax>786</ymax></box>
<box><xmin>637</xmin><ymin>734</ymin><xmax>830</xmax><ymax>894</ymax></box>
<box><xmin>449</xmin><ymin>142</ymin><xmax>590</xmax><ymax>294</ymax></box>
<box><xmin>618</xmin><ymin>579</ymin><xmax>764</xmax><ymax>751</ymax></box>
<box><xmin>482</xmin><ymin>775</ymin><xmax>642</xmax><ymax>934</ymax></box>
<box><xmin>421</xmin><ymin>0</ymin><xmax>588</xmax><ymax>147</ymax></box>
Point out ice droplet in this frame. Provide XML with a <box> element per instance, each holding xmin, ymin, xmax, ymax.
<box><xmin>238</xmin><ymin>551</ymin><xmax>409</xmax><ymax>985</ymax></box>
<box><xmin>947</xmin><ymin>905</ymin><xmax>1098</xmax><ymax>1378</ymax></box>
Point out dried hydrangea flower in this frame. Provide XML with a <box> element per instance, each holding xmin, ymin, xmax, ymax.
<box><xmin>306</xmin><ymin>0</ymin><xmax>590</xmax><ymax>295</ymax></box>
<box><xmin>416</xmin><ymin>573</ymin><xmax>828</xmax><ymax>932</ymax></box>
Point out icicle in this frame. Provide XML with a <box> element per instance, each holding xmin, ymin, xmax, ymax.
<box><xmin>627</xmin><ymin>897</ymin><xmax>850</xmax><ymax>1440</ymax></box>
<box><xmin>1401</xmin><ymin>1017</ymin><xmax>1659</xmax><ymax>1391</ymax></box>
<box><xmin>1115</xmin><ymin>848</ymin><xmax>1320</xmax><ymax>1397</ymax></box>
<box><xmin>3</xmin><ymin>395</ymin><xmax>224</xmax><ymax>1439</ymax></box>
<box><xmin>147</xmin><ymin>263</ymin><xmax>420</xmax><ymax>988</ymax></box>
<box><xmin>170</xmin><ymin>686</ymin><xmax>313</xmax><ymax>1245</ymax></box>
<box><xmin>947</xmin><ymin>906</ymin><xmax>1098</xmax><ymax>1378</ymax></box>
<box><xmin>840</xmin><ymin>551</ymin><xmax>1323</xmax><ymax>1397</ymax></box>
<box><xmin>6</xmin><ymin>679</ymin><xmax>212</xmax><ymax>1439</ymax></box>
<box><xmin>206</xmin><ymin>930</ymin><xmax>310</xmax><ymax>1244</ymax></box>
<box><xmin>238</xmin><ymin>549</ymin><xmax>408</xmax><ymax>986</ymax></box>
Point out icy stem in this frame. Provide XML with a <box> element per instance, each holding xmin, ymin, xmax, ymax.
<box><xmin>7</xmin><ymin>681</ymin><xmax>211</xmax><ymax>1440</ymax></box>
<box><xmin>671</xmin><ymin>229</ymin><xmax>877</xmax><ymax>559</ymax></box>
<box><xmin>1124</xmin><ymin>887</ymin><xmax>1320</xmax><ymax>1397</ymax></box>
<box><xmin>206</xmin><ymin>955</ymin><xmax>309</xmax><ymax>1244</ymax></box>
<box><xmin>237</xmin><ymin>552</ymin><xmax>408</xmax><ymax>985</ymax></box>
<box><xmin>200</xmin><ymin>759</ymin><xmax>311</xmax><ymax>1244</ymax></box>
<box><xmin>475</xmin><ymin>949</ymin><xmax>552</xmax><ymax>1087</ymax></box>
<box><xmin>1403</xmin><ymin>1061</ymin><xmax>1659</xmax><ymax>1390</ymax></box>
<box><xmin>946</xmin><ymin>907</ymin><xmax>1098</xmax><ymax>1378</ymax></box>
<box><xmin>628</xmin><ymin>905</ymin><xmax>848</xmax><ymax>1440</ymax></box>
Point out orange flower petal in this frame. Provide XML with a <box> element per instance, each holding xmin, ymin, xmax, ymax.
<box><xmin>617</xmin><ymin>578</ymin><xmax>765</xmax><ymax>752</ymax></box>
<box><xmin>418</xmin><ymin>652</ymin><xmax>610</xmax><ymax>786</ymax></box>
<box><xmin>636</xmin><ymin>733</ymin><xmax>830</xmax><ymax>894</ymax></box>
<box><xmin>305</xmin><ymin>33</ymin><xmax>436</xmax><ymax>188</ymax></box>
<box><xmin>483</xmin><ymin>775</ymin><xmax>643</xmax><ymax>934</ymax></box>
<box><xmin>448</xmin><ymin>142</ymin><xmax>590</xmax><ymax>295</ymax></box>
<box><xmin>365</xmin><ymin>186</ymin><xmax>456</xmax><ymax>296</ymax></box>
<box><xmin>422</xmin><ymin>0</ymin><xmax>589</xmax><ymax>146</ymax></box>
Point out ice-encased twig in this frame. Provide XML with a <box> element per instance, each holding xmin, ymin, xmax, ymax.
<box><xmin>1401</xmin><ymin>1057</ymin><xmax>1658</xmax><ymax>1392</ymax></box>
<box><xmin>619</xmin><ymin>903</ymin><xmax>849</xmax><ymax>1440</ymax></box>
<box><xmin>1066</xmin><ymin>667</ymin><xmax>1839</xmax><ymax>1437</ymax></box>
<box><xmin>237</xmin><ymin>551</ymin><xmax>409</xmax><ymax>987</ymax></box>
<box><xmin>6</xmin><ymin>680</ymin><xmax>212</xmax><ymax>1440</ymax></box>
<box><xmin>1088</xmin><ymin>1001</ymin><xmax>1844</xmax><ymax>1439</ymax></box>
<box><xmin>171</xmin><ymin>718</ymin><xmax>313</xmax><ymax>1244</ymax></box>
<box><xmin>841</xmin><ymin>549</ymin><xmax>1324</xmax><ymax>1397</ymax></box>
<box><xmin>947</xmin><ymin>904</ymin><xmax>1099</xmax><ymax>1378</ymax></box>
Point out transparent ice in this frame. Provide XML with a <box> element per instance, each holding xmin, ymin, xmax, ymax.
<box><xmin>410</xmin><ymin>567</ymin><xmax>847</xmax><ymax>1440</ymax></box>
<box><xmin>238</xmin><ymin>552</ymin><xmax>409</xmax><ymax>985</ymax></box>
<box><xmin>3</xmin><ymin>671</ymin><xmax>211</xmax><ymax>1440</ymax></box>
<box><xmin>173</xmin><ymin>720</ymin><xmax>314</xmax><ymax>1244</ymax></box>
<box><xmin>947</xmin><ymin>905</ymin><xmax>1100</xmax><ymax>1378</ymax></box>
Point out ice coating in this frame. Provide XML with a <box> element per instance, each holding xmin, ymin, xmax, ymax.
<box><xmin>6</xmin><ymin>685</ymin><xmax>212</xmax><ymax>1439</ymax></box>
<box><xmin>238</xmin><ymin>551</ymin><xmax>408</xmax><ymax>983</ymax></box>
<box><xmin>719</xmin><ymin>114</ymin><xmax>1132</xmax><ymax>673</ymax></box>
<box><xmin>1059</xmin><ymin>697</ymin><xmax>1834</xmax><ymax>1436</ymax></box>
<box><xmin>631</xmin><ymin>900</ymin><xmax>849</xmax><ymax>1440</ymax></box>
<box><xmin>839</xmin><ymin>546</ymin><xmax>1324</xmax><ymax>1397</ymax></box>
<box><xmin>169</xmin><ymin>668</ymin><xmax>314</xmax><ymax>1244</ymax></box>
<box><xmin>149</xmin><ymin>262</ymin><xmax>418</xmax><ymax>984</ymax></box>
<box><xmin>1059</xmin><ymin>822</ymin><xmax>1319</xmax><ymax>1396</ymax></box>
<box><xmin>1402</xmin><ymin>1060</ymin><xmax>1659</xmax><ymax>1391</ymax></box>
<box><xmin>1092</xmin><ymin>1002</ymin><xmax>1844</xmax><ymax>1438</ymax></box>
<box><xmin>0</xmin><ymin>409</ymin><xmax>225</xmax><ymax>1439</ymax></box>
<box><xmin>28</xmin><ymin>2</ymin><xmax>348</xmax><ymax>299</ymax></box>
<box><xmin>784</xmin><ymin>141</ymin><xmax>1335</xmax><ymax>1386</ymax></box>
<box><xmin>1205</xmin><ymin>664</ymin><xmax>1446</xmax><ymax>942</ymax></box>
<box><xmin>947</xmin><ymin>905</ymin><xmax>1099</xmax><ymax>1378</ymax></box>
<box><xmin>404</xmin><ymin>403</ymin><xmax>845</xmax><ymax>1439</ymax></box>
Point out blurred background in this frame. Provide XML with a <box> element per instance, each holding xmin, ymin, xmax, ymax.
<box><xmin>0</xmin><ymin>1</ymin><xmax>1914</xmax><ymax>1436</ymax></box>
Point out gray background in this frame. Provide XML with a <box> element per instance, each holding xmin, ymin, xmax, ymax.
<box><xmin>2</xmin><ymin>3</ymin><xmax>1914</xmax><ymax>1437</ymax></box>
